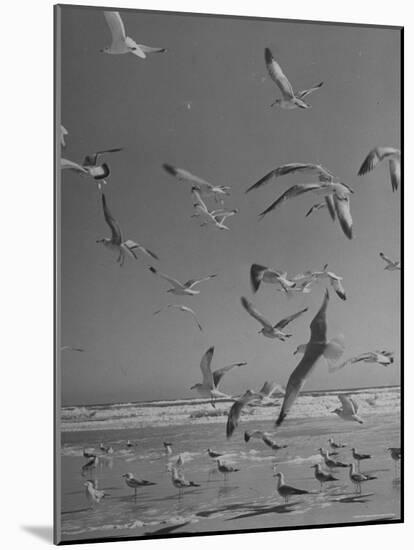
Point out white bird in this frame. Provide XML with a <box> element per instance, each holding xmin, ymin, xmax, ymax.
<box><xmin>84</xmin><ymin>480</ymin><xmax>106</xmax><ymax>504</ymax></box>
<box><xmin>217</xmin><ymin>460</ymin><xmax>240</xmax><ymax>481</ymax></box>
<box><xmin>81</xmin><ymin>455</ymin><xmax>98</xmax><ymax>475</ymax></box>
<box><xmin>247</xmin><ymin>163</ymin><xmax>334</xmax><ymax>194</ymax></box>
<box><xmin>264</xmin><ymin>48</ymin><xmax>323</xmax><ymax>110</ymax></box>
<box><xmin>101</xmin><ymin>11</ymin><xmax>166</xmax><ymax>58</ymax></box>
<box><xmin>379</xmin><ymin>252</ymin><xmax>400</xmax><ymax>271</ymax></box>
<box><xmin>61</xmin><ymin>157</ymin><xmax>110</xmax><ymax>189</ymax></box>
<box><xmin>190</xmin><ymin>346</ymin><xmax>246</xmax><ymax>402</ymax></box>
<box><xmin>358</xmin><ymin>146</ymin><xmax>401</xmax><ymax>191</ymax></box>
<box><xmin>60</xmin><ymin>125</ymin><xmax>68</xmax><ymax>147</ymax></box>
<box><xmin>328</xmin><ymin>437</ymin><xmax>346</xmax><ymax>450</ymax></box>
<box><xmin>348</xmin><ymin>463</ymin><xmax>377</xmax><ymax>493</ymax></box>
<box><xmin>153</xmin><ymin>304</ymin><xmax>203</xmax><ymax>331</ymax></box>
<box><xmin>292</xmin><ymin>335</ymin><xmax>344</xmax><ymax>373</ymax></box>
<box><xmin>206</xmin><ymin>448</ymin><xmax>223</xmax><ymax>458</ymax></box>
<box><xmin>241</xmin><ymin>296</ymin><xmax>308</xmax><ymax>340</ymax></box>
<box><xmin>332</xmin><ymin>394</ymin><xmax>364</xmax><ymax>424</ymax></box>
<box><xmin>96</xmin><ymin>192</ymin><xmax>159</xmax><ymax>266</ymax></box>
<box><xmin>332</xmin><ymin>350</ymin><xmax>394</xmax><ymax>372</ymax></box>
<box><xmin>250</xmin><ymin>264</ymin><xmax>296</xmax><ymax>293</ymax></box>
<box><xmin>306</xmin><ymin>197</ymin><xmax>337</xmax><ymax>221</ymax></box>
<box><xmin>163</xmin><ymin>164</ymin><xmax>231</xmax><ymax>202</ymax></box>
<box><xmin>276</xmin><ymin>291</ymin><xmax>334</xmax><ymax>427</ymax></box>
<box><xmin>319</xmin><ymin>448</ymin><xmax>348</xmax><ymax>469</ymax></box>
<box><xmin>122</xmin><ymin>472</ymin><xmax>156</xmax><ymax>497</ymax></box>
<box><xmin>294</xmin><ymin>264</ymin><xmax>347</xmax><ymax>301</ymax></box>
<box><xmin>273</xmin><ymin>472</ymin><xmax>309</xmax><ymax>503</ymax></box>
<box><xmin>170</xmin><ymin>466</ymin><xmax>200</xmax><ymax>495</ymax></box>
<box><xmin>259</xmin><ymin>181</ymin><xmax>353</xmax><ymax>239</ymax></box>
<box><xmin>191</xmin><ymin>189</ymin><xmax>236</xmax><ymax>230</ymax></box>
<box><xmin>256</xmin><ymin>380</ymin><xmax>286</xmax><ymax>403</ymax></box>
<box><xmin>226</xmin><ymin>389</ymin><xmax>263</xmax><ymax>438</ymax></box>
<box><xmin>351</xmin><ymin>448</ymin><xmax>372</xmax><ymax>469</ymax></box>
<box><xmin>149</xmin><ymin>266</ymin><xmax>217</xmax><ymax>296</ymax></box>
<box><xmin>310</xmin><ymin>464</ymin><xmax>338</xmax><ymax>491</ymax></box>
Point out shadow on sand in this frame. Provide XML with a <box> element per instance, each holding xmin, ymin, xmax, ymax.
<box><xmin>144</xmin><ymin>522</ymin><xmax>190</xmax><ymax>535</ymax></box>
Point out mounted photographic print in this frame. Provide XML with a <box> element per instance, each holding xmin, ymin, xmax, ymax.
<box><xmin>54</xmin><ymin>4</ymin><xmax>402</xmax><ymax>545</ymax></box>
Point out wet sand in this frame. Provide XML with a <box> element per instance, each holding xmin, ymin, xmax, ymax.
<box><xmin>59</xmin><ymin>412</ymin><xmax>401</xmax><ymax>542</ymax></box>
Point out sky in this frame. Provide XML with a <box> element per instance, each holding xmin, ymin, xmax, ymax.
<box><xmin>57</xmin><ymin>6</ymin><xmax>401</xmax><ymax>406</ymax></box>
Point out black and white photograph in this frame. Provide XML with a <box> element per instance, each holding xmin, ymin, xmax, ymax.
<box><xmin>55</xmin><ymin>4</ymin><xmax>402</xmax><ymax>545</ymax></box>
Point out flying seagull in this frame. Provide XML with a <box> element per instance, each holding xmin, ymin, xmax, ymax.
<box><xmin>331</xmin><ymin>350</ymin><xmax>394</xmax><ymax>372</ymax></box>
<box><xmin>294</xmin><ymin>264</ymin><xmax>347</xmax><ymax>301</ymax></box>
<box><xmin>191</xmin><ymin>188</ymin><xmax>237</xmax><ymax>230</ymax></box>
<box><xmin>247</xmin><ymin>163</ymin><xmax>334</xmax><ymax>194</ymax></box>
<box><xmin>61</xmin><ymin>158</ymin><xmax>109</xmax><ymax>189</ymax></box>
<box><xmin>163</xmin><ymin>164</ymin><xmax>231</xmax><ymax>202</ymax></box>
<box><xmin>332</xmin><ymin>394</ymin><xmax>363</xmax><ymax>424</ymax></box>
<box><xmin>241</xmin><ymin>296</ymin><xmax>308</xmax><ymax>340</ymax></box>
<box><xmin>149</xmin><ymin>266</ymin><xmax>217</xmax><ymax>296</ymax></box>
<box><xmin>102</xmin><ymin>11</ymin><xmax>166</xmax><ymax>58</ymax></box>
<box><xmin>190</xmin><ymin>346</ymin><xmax>246</xmax><ymax>402</ymax></box>
<box><xmin>250</xmin><ymin>264</ymin><xmax>296</xmax><ymax>293</ymax></box>
<box><xmin>358</xmin><ymin>147</ymin><xmax>401</xmax><ymax>191</ymax></box>
<box><xmin>306</xmin><ymin>197</ymin><xmax>337</xmax><ymax>220</ymax></box>
<box><xmin>264</xmin><ymin>48</ymin><xmax>323</xmax><ymax>110</ymax></box>
<box><xmin>379</xmin><ymin>252</ymin><xmax>400</xmax><ymax>271</ymax></box>
<box><xmin>154</xmin><ymin>304</ymin><xmax>203</xmax><ymax>331</ymax></box>
<box><xmin>96</xmin><ymin>192</ymin><xmax>159</xmax><ymax>266</ymax></box>
<box><xmin>275</xmin><ymin>290</ymin><xmax>331</xmax><ymax>427</ymax></box>
<box><xmin>83</xmin><ymin>148</ymin><xmax>123</xmax><ymax>168</ymax></box>
<box><xmin>226</xmin><ymin>389</ymin><xmax>262</xmax><ymax>438</ymax></box>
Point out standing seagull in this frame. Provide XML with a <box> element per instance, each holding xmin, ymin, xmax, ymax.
<box><xmin>348</xmin><ymin>463</ymin><xmax>377</xmax><ymax>493</ymax></box>
<box><xmin>351</xmin><ymin>448</ymin><xmax>372</xmax><ymax>470</ymax></box>
<box><xmin>273</xmin><ymin>472</ymin><xmax>309</xmax><ymax>503</ymax></box>
<box><xmin>170</xmin><ymin>466</ymin><xmax>200</xmax><ymax>496</ymax></box>
<box><xmin>84</xmin><ymin>480</ymin><xmax>107</xmax><ymax>505</ymax></box>
<box><xmin>241</xmin><ymin>296</ymin><xmax>308</xmax><ymax>340</ymax></box>
<box><xmin>379</xmin><ymin>252</ymin><xmax>400</xmax><ymax>271</ymax></box>
<box><xmin>328</xmin><ymin>437</ymin><xmax>346</xmax><ymax>451</ymax></box>
<box><xmin>310</xmin><ymin>464</ymin><xmax>338</xmax><ymax>491</ymax></box>
<box><xmin>96</xmin><ymin>192</ymin><xmax>159</xmax><ymax>266</ymax></box>
<box><xmin>149</xmin><ymin>266</ymin><xmax>217</xmax><ymax>296</ymax></box>
<box><xmin>101</xmin><ymin>11</ymin><xmax>166</xmax><ymax>58</ymax></box>
<box><xmin>264</xmin><ymin>48</ymin><xmax>323</xmax><ymax>110</ymax></box>
<box><xmin>358</xmin><ymin>147</ymin><xmax>401</xmax><ymax>191</ymax></box>
<box><xmin>190</xmin><ymin>346</ymin><xmax>246</xmax><ymax>402</ymax></box>
<box><xmin>163</xmin><ymin>442</ymin><xmax>173</xmax><ymax>455</ymax></box>
<box><xmin>153</xmin><ymin>304</ymin><xmax>203</xmax><ymax>331</ymax></box>
<box><xmin>217</xmin><ymin>460</ymin><xmax>239</xmax><ymax>481</ymax></box>
<box><xmin>332</xmin><ymin>395</ymin><xmax>364</xmax><ymax>424</ymax></box>
<box><xmin>122</xmin><ymin>473</ymin><xmax>156</xmax><ymax>498</ymax></box>
<box><xmin>275</xmin><ymin>291</ymin><xmax>331</xmax><ymax>427</ymax></box>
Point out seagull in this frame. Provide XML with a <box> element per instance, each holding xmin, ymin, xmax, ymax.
<box><xmin>292</xmin><ymin>335</ymin><xmax>344</xmax><ymax>373</ymax></box>
<box><xmin>61</xmin><ymin>158</ymin><xmax>109</xmax><ymax>190</ymax></box>
<box><xmin>206</xmin><ymin>448</ymin><xmax>223</xmax><ymax>458</ymax></box>
<box><xmin>60</xmin><ymin>346</ymin><xmax>85</xmax><ymax>352</ymax></box>
<box><xmin>348</xmin><ymin>463</ymin><xmax>377</xmax><ymax>493</ymax></box>
<box><xmin>261</xmin><ymin>435</ymin><xmax>288</xmax><ymax>451</ymax></box>
<box><xmin>190</xmin><ymin>346</ymin><xmax>245</xmax><ymax>403</ymax></box>
<box><xmin>273</xmin><ymin>472</ymin><xmax>309</xmax><ymax>503</ymax></box>
<box><xmin>328</xmin><ymin>437</ymin><xmax>346</xmax><ymax>450</ymax></box>
<box><xmin>99</xmin><ymin>442</ymin><xmax>111</xmax><ymax>453</ymax></box>
<box><xmin>84</xmin><ymin>480</ymin><xmax>106</xmax><ymax>504</ymax></box>
<box><xmin>101</xmin><ymin>11</ymin><xmax>166</xmax><ymax>58</ymax></box>
<box><xmin>247</xmin><ymin>163</ymin><xmax>334</xmax><ymax>194</ymax></box>
<box><xmin>318</xmin><ymin>447</ymin><xmax>338</xmax><ymax>457</ymax></box>
<box><xmin>241</xmin><ymin>296</ymin><xmax>308</xmax><ymax>340</ymax></box>
<box><xmin>83</xmin><ymin>449</ymin><xmax>96</xmax><ymax>459</ymax></box>
<box><xmin>149</xmin><ymin>266</ymin><xmax>217</xmax><ymax>296</ymax></box>
<box><xmin>310</xmin><ymin>464</ymin><xmax>338</xmax><ymax>491</ymax></box>
<box><xmin>306</xmin><ymin>197</ymin><xmax>337</xmax><ymax>220</ymax></box>
<box><xmin>351</xmin><ymin>448</ymin><xmax>371</xmax><ymax>470</ymax></box>
<box><xmin>294</xmin><ymin>264</ymin><xmax>347</xmax><ymax>301</ymax></box>
<box><xmin>319</xmin><ymin>449</ymin><xmax>348</xmax><ymax>469</ymax></box>
<box><xmin>79</xmin><ymin>147</ymin><xmax>123</xmax><ymax>186</ymax></box>
<box><xmin>226</xmin><ymin>389</ymin><xmax>262</xmax><ymax>438</ymax></box>
<box><xmin>83</xmin><ymin>148</ymin><xmax>123</xmax><ymax>168</ymax></box>
<box><xmin>163</xmin><ymin>442</ymin><xmax>173</xmax><ymax>455</ymax></box>
<box><xmin>217</xmin><ymin>459</ymin><xmax>239</xmax><ymax>480</ymax></box>
<box><xmin>275</xmin><ymin>291</ymin><xmax>332</xmax><ymax>427</ymax></box>
<box><xmin>122</xmin><ymin>473</ymin><xmax>156</xmax><ymax>497</ymax></box>
<box><xmin>163</xmin><ymin>164</ymin><xmax>231</xmax><ymax>202</ymax></box>
<box><xmin>96</xmin><ymin>192</ymin><xmax>159</xmax><ymax>266</ymax></box>
<box><xmin>358</xmin><ymin>147</ymin><xmax>401</xmax><ymax>191</ymax></box>
<box><xmin>244</xmin><ymin>430</ymin><xmax>274</xmax><ymax>443</ymax></box>
<box><xmin>264</xmin><ymin>48</ymin><xmax>323</xmax><ymax>110</ymax></box>
<box><xmin>379</xmin><ymin>252</ymin><xmax>401</xmax><ymax>271</ymax></box>
<box><xmin>126</xmin><ymin>440</ymin><xmax>133</xmax><ymax>448</ymax></box>
<box><xmin>258</xmin><ymin>181</ymin><xmax>354</xmax><ymax>239</ymax></box>
<box><xmin>153</xmin><ymin>304</ymin><xmax>203</xmax><ymax>331</ymax></box>
<box><xmin>170</xmin><ymin>466</ymin><xmax>200</xmax><ymax>496</ymax></box>
<box><xmin>60</xmin><ymin>125</ymin><xmax>68</xmax><ymax>147</ymax></box>
<box><xmin>81</xmin><ymin>455</ymin><xmax>98</xmax><ymax>475</ymax></box>
<box><xmin>256</xmin><ymin>380</ymin><xmax>285</xmax><ymax>403</ymax></box>
<box><xmin>331</xmin><ymin>394</ymin><xmax>364</xmax><ymax>424</ymax></box>
<box><xmin>332</xmin><ymin>350</ymin><xmax>394</xmax><ymax>371</ymax></box>
<box><xmin>250</xmin><ymin>264</ymin><xmax>296</xmax><ymax>293</ymax></box>
<box><xmin>191</xmin><ymin>189</ymin><xmax>236</xmax><ymax>230</ymax></box>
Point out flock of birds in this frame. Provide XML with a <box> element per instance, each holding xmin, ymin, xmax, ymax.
<box><xmin>60</xmin><ymin>9</ymin><xmax>401</xmax><ymax>513</ymax></box>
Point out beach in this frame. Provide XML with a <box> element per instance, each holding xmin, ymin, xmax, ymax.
<box><xmin>59</xmin><ymin>386</ymin><xmax>401</xmax><ymax>542</ymax></box>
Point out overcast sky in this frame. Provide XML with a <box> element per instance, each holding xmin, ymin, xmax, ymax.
<box><xmin>58</xmin><ymin>6</ymin><xmax>401</xmax><ymax>406</ymax></box>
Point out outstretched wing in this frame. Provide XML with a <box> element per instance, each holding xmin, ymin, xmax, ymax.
<box><xmin>274</xmin><ymin>307</ymin><xmax>308</xmax><ymax>330</ymax></box>
<box><xmin>247</xmin><ymin>163</ymin><xmax>333</xmax><ymax>194</ymax></box>
<box><xmin>264</xmin><ymin>48</ymin><xmax>294</xmax><ymax>100</ymax></box>
<box><xmin>333</xmin><ymin>193</ymin><xmax>353</xmax><ymax>240</ymax></box>
<box><xmin>61</xmin><ymin>158</ymin><xmax>89</xmax><ymax>174</ymax></box>
<box><xmin>123</xmin><ymin>240</ymin><xmax>159</xmax><ymax>260</ymax></box>
<box><xmin>103</xmin><ymin>11</ymin><xmax>127</xmax><ymax>47</ymax></box>
<box><xmin>163</xmin><ymin>164</ymin><xmax>213</xmax><ymax>189</ymax></box>
<box><xmin>389</xmin><ymin>158</ymin><xmax>400</xmax><ymax>192</ymax></box>
<box><xmin>226</xmin><ymin>391</ymin><xmax>258</xmax><ymax>438</ymax></box>
<box><xmin>200</xmin><ymin>347</ymin><xmax>214</xmax><ymax>387</ymax></box>
<box><xmin>148</xmin><ymin>266</ymin><xmax>183</xmax><ymax>289</ymax></box>
<box><xmin>101</xmin><ymin>192</ymin><xmax>122</xmax><ymax>245</ymax></box>
<box><xmin>259</xmin><ymin>183</ymin><xmax>322</xmax><ymax>218</ymax></box>
<box><xmin>296</xmin><ymin>82</ymin><xmax>324</xmax><ymax>99</ymax></box>
<box><xmin>241</xmin><ymin>297</ymin><xmax>273</xmax><ymax>330</ymax></box>
<box><xmin>358</xmin><ymin>146</ymin><xmax>400</xmax><ymax>175</ymax></box>
<box><xmin>338</xmin><ymin>394</ymin><xmax>356</xmax><ymax>415</ymax></box>
<box><xmin>213</xmin><ymin>362</ymin><xmax>245</xmax><ymax>388</ymax></box>
<box><xmin>185</xmin><ymin>274</ymin><xmax>217</xmax><ymax>289</ymax></box>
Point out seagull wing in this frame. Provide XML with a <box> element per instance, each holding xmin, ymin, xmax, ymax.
<box><xmin>185</xmin><ymin>274</ymin><xmax>217</xmax><ymax>289</ymax></box>
<box><xmin>306</xmin><ymin>202</ymin><xmax>326</xmax><ymax>217</ymax></box>
<box><xmin>247</xmin><ymin>163</ymin><xmax>333</xmax><ymax>193</ymax></box>
<box><xmin>213</xmin><ymin>362</ymin><xmax>245</xmax><ymax>388</ymax></box>
<box><xmin>333</xmin><ymin>193</ymin><xmax>353</xmax><ymax>239</ymax></box>
<box><xmin>296</xmin><ymin>82</ymin><xmax>324</xmax><ymax>99</ymax></box>
<box><xmin>241</xmin><ymin>297</ymin><xmax>273</xmax><ymax>330</ymax></box>
<box><xmin>358</xmin><ymin>147</ymin><xmax>400</xmax><ymax>175</ymax></box>
<box><xmin>60</xmin><ymin>125</ymin><xmax>68</xmax><ymax>146</ymax></box>
<box><xmin>138</xmin><ymin>44</ymin><xmax>166</xmax><ymax>54</ymax></box>
<box><xmin>274</xmin><ymin>307</ymin><xmax>308</xmax><ymax>330</ymax></box>
<box><xmin>329</xmin><ymin>276</ymin><xmax>346</xmax><ymax>301</ymax></box>
<box><xmin>325</xmin><ymin>195</ymin><xmax>337</xmax><ymax>220</ymax></box>
<box><xmin>389</xmin><ymin>157</ymin><xmax>400</xmax><ymax>192</ymax></box>
<box><xmin>200</xmin><ymin>347</ymin><xmax>215</xmax><ymax>387</ymax></box>
<box><xmin>259</xmin><ymin>183</ymin><xmax>322</xmax><ymax>218</ymax></box>
<box><xmin>325</xmin><ymin>336</ymin><xmax>345</xmax><ymax>372</ymax></box>
<box><xmin>338</xmin><ymin>394</ymin><xmax>356</xmax><ymax>415</ymax></box>
<box><xmin>191</xmin><ymin>188</ymin><xmax>211</xmax><ymax>214</ymax></box>
<box><xmin>103</xmin><ymin>11</ymin><xmax>127</xmax><ymax>47</ymax></box>
<box><xmin>61</xmin><ymin>158</ymin><xmax>89</xmax><ymax>174</ymax></box>
<box><xmin>264</xmin><ymin>48</ymin><xmax>294</xmax><ymax>99</ymax></box>
<box><xmin>84</xmin><ymin>147</ymin><xmax>124</xmax><ymax>166</ymax></box>
<box><xmin>123</xmin><ymin>240</ymin><xmax>159</xmax><ymax>260</ymax></box>
<box><xmin>174</xmin><ymin>305</ymin><xmax>203</xmax><ymax>331</ymax></box>
<box><xmin>148</xmin><ymin>267</ymin><xmax>184</xmax><ymax>289</ymax></box>
<box><xmin>101</xmin><ymin>193</ymin><xmax>122</xmax><ymax>245</ymax></box>
<box><xmin>226</xmin><ymin>391</ymin><xmax>258</xmax><ymax>438</ymax></box>
<box><xmin>163</xmin><ymin>164</ymin><xmax>213</xmax><ymax>189</ymax></box>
